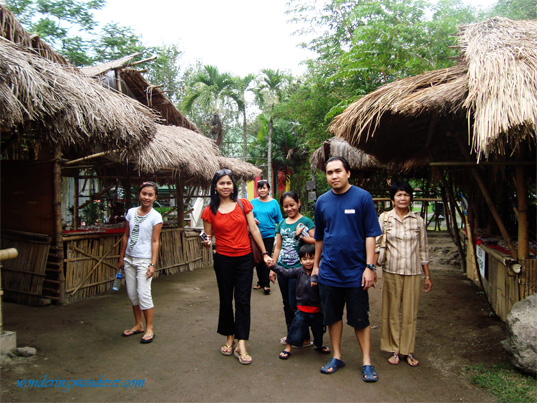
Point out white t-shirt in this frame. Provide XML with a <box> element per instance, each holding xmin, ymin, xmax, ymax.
<box><xmin>125</xmin><ymin>207</ymin><xmax>163</xmax><ymax>258</ymax></box>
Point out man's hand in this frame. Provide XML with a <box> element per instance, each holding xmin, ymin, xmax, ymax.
<box><xmin>362</xmin><ymin>268</ymin><xmax>376</xmax><ymax>290</ymax></box>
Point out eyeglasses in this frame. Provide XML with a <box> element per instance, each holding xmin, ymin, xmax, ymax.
<box><xmin>216</xmin><ymin>169</ymin><xmax>232</xmax><ymax>176</ymax></box>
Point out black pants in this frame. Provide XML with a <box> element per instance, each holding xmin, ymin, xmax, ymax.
<box><xmin>213</xmin><ymin>252</ymin><xmax>254</xmax><ymax>340</ymax></box>
<box><xmin>255</xmin><ymin>237</ymin><xmax>274</xmax><ymax>288</ymax></box>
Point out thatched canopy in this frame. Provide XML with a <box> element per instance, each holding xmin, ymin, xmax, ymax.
<box><xmin>0</xmin><ymin>4</ymin><xmax>69</xmax><ymax>65</ymax></box>
<box><xmin>82</xmin><ymin>59</ymin><xmax>202</xmax><ymax>133</ymax></box>
<box><xmin>330</xmin><ymin>17</ymin><xmax>537</xmax><ymax>166</ymax></box>
<box><xmin>0</xmin><ymin>37</ymin><xmax>157</xmax><ymax>154</ymax></box>
<box><xmin>131</xmin><ymin>124</ymin><xmax>219</xmax><ymax>185</ymax></box>
<box><xmin>216</xmin><ymin>156</ymin><xmax>262</xmax><ymax>181</ymax></box>
<box><xmin>310</xmin><ymin>137</ymin><xmax>382</xmax><ymax>171</ymax></box>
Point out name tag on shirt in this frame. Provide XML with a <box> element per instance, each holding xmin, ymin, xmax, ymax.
<box><xmin>345</xmin><ymin>209</ymin><xmax>355</xmax><ymax>214</ymax></box>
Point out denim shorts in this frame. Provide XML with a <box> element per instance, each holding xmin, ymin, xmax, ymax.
<box><xmin>319</xmin><ymin>284</ymin><xmax>370</xmax><ymax>330</ymax></box>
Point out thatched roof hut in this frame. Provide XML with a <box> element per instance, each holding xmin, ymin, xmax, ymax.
<box><xmin>0</xmin><ymin>37</ymin><xmax>157</xmax><ymax>155</ymax></box>
<box><xmin>310</xmin><ymin>137</ymin><xmax>382</xmax><ymax>171</ymax></box>
<box><xmin>329</xmin><ymin>17</ymin><xmax>537</xmax><ymax>166</ymax></box>
<box><xmin>132</xmin><ymin>124</ymin><xmax>220</xmax><ymax>185</ymax></box>
<box><xmin>216</xmin><ymin>156</ymin><xmax>262</xmax><ymax>181</ymax></box>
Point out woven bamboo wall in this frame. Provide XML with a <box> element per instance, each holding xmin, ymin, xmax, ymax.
<box><xmin>63</xmin><ymin>228</ymin><xmax>212</xmax><ymax>303</ymax></box>
<box><xmin>1</xmin><ymin>230</ymin><xmax>51</xmax><ymax>305</ymax></box>
<box><xmin>465</xmin><ymin>238</ymin><xmax>536</xmax><ymax>321</ymax></box>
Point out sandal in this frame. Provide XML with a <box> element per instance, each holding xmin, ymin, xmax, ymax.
<box><xmin>406</xmin><ymin>354</ymin><xmax>419</xmax><ymax>367</ymax></box>
<box><xmin>253</xmin><ymin>283</ymin><xmax>261</xmax><ymax>290</ymax></box>
<box><xmin>122</xmin><ymin>329</ymin><xmax>143</xmax><ymax>337</ymax></box>
<box><xmin>314</xmin><ymin>345</ymin><xmax>331</xmax><ymax>354</ymax></box>
<box><xmin>388</xmin><ymin>352</ymin><xmax>399</xmax><ymax>365</ymax></box>
<box><xmin>279</xmin><ymin>350</ymin><xmax>292</xmax><ymax>360</ymax></box>
<box><xmin>220</xmin><ymin>343</ymin><xmax>234</xmax><ymax>356</ymax></box>
<box><xmin>320</xmin><ymin>358</ymin><xmax>345</xmax><ymax>374</ymax></box>
<box><xmin>263</xmin><ymin>287</ymin><xmax>271</xmax><ymax>295</ymax></box>
<box><xmin>362</xmin><ymin>365</ymin><xmax>378</xmax><ymax>382</ymax></box>
<box><xmin>233</xmin><ymin>349</ymin><xmax>252</xmax><ymax>365</ymax></box>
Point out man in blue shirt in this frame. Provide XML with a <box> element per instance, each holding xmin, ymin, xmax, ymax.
<box><xmin>312</xmin><ymin>157</ymin><xmax>382</xmax><ymax>382</ymax></box>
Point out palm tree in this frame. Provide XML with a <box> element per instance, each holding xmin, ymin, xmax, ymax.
<box><xmin>256</xmin><ymin>69</ymin><xmax>288</xmax><ymax>192</ymax></box>
<box><xmin>182</xmin><ymin>65</ymin><xmax>239</xmax><ymax>147</ymax></box>
<box><xmin>233</xmin><ymin>74</ymin><xmax>256</xmax><ymax>196</ymax></box>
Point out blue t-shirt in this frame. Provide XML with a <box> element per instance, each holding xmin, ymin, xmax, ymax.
<box><xmin>314</xmin><ymin>186</ymin><xmax>382</xmax><ymax>287</ymax></box>
<box><xmin>276</xmin><ymin>216</ymin><xmax>315</xmax><ymax>268</ymax></box>
<box><xmin>250</xmin><ymin>198</ymin><xmax>283</xmax><ymax>239</ymax></box>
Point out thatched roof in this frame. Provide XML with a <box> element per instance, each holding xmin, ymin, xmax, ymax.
<box><xmin>131</xmin><ymin>124</ymin><xmax>219</xmax><ymax>185</ymax></box>
<box><xmin>310</xmin><ymin>138</ymin><xmax>382</xmax><ymax>171</ymax></box>
<box><xmin>216</xmin><ymin>156</ymin><xmax>262</xmax><ymax>181</ymax></box>
<box><xmin>329</xmin><ymin>17</ymin><xmax>537</xmax><ymax>165</ymax></box>
<box><xmin>80</xmin><ymin>53</ymin><xmax>141</xmax><ymax>77</ymax></box>
<box><xmin>82</xmin><ymin>59</ymin><xmax>202</xmax><ymax>133</ymax></box>
<box><xmin>0</xmin><ymin>4</ymin><xmax>69</xmax><ymax>65</ymax></box>
<box><xmin>0</xmin><ymin>37</ymin><xmax>157</xmax><ymax>152</ymax></box>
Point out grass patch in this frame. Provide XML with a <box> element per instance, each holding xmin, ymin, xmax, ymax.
<box><xmin>465</xmin><ymin>363</ymin><xmax>537</xmax><ymax>403</ymax></box>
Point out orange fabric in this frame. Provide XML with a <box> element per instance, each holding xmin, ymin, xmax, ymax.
<box><xmin>201</xmin><ymin>199</ymin><xmax>252</xmax><ymax>257</ymax></box>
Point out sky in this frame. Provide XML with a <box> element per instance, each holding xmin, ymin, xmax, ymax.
<box><xmin>94</xmin><ymin>0</ymin><xmax>498</xmax><ymax>77</ymax></box>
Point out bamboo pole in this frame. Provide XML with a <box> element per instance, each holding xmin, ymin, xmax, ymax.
<box><xmin>70</xmin><ymin>238</ymin><xmax>122</xmax><ymax>295</ymax></box>
<box><xmin>74</xmin><ymin>174</ymin><xmax>79</xmax><ymax>229</ymax></box>
<box><xmin>68</xmin><ymin>245</ymin><xmax>118</xmax><ymax>270</ymax></box>
<box><xmin>515</xmin><ymin>152</ymin><xmax>529</xmax><ymax>260</ymax></box>
<box><xmin>63</xmin><ymin>151</ymin><xmax>118</xmax><ymax>166</ymax></box>
<box><xmin>53</xmin><ymin>144</ymin><xmax>66</xmax><ymax>304</ymax></box>
<box><xmin>176</xmin><ymin>179</ymin><xmax>184</xmax><ymax>226</ymax></box>
<box><xmin>470</xmin><ymin>167</ymin><xmax>518</xmax><ymax>261</ymax></box>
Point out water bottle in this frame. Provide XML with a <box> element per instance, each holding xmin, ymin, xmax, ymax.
<box><xmin>112</xmin><ymin>268</ymin><xmax>123</xmax><ymax>291</ymax></box>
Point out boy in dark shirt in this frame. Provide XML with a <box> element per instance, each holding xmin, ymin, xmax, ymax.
<box><xmin>270</xmin><ymin>244</ymin><xmax>330</xmax><ymax>359</ymax></box>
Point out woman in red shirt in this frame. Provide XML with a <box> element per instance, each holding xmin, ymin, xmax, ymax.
<box><xmin>201</xmin><ymin>169</ymin><xmax>274</xmax><ymax>364</ymax></box>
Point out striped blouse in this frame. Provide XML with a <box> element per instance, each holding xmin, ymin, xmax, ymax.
<box><xmin>376</xmin><ymin>209</ymin><xmax>429</xmax><ymax>276</ymax></box>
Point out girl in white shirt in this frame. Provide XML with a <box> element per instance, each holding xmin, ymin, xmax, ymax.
<box><xmin>117</xmin><ymin>182</ymin><xmax>163</xmax><ymax>343</ymax></box>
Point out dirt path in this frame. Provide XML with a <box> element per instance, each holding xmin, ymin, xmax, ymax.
<box><xmin>1</xmin><ymin>231</ymin><xmax>509</xmax><ymax>402</ymax></box>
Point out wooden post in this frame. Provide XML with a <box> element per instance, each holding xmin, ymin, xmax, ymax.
<box><xmin>470</xmin><ymin>167</ymin><xmax>518</xmax><ymax>260</ymax></box>
<box><xmin>176</xmin><ymin>179</ymin><xmax>184</xmax><ymax>226</ymax></box>
<box><xmin>73</xmin><ymin>174</ymin><xmax>79</xmax><ymax>229</ymax></box>
<box><xmin>53</xmin><ymin>144</ymin><xmax>66</xmax><ymax>304</ymax></box>
<box><xmin>515</xmin><ymin>152</ymin><xmax>529</xmax><ymax>260</ymax></box>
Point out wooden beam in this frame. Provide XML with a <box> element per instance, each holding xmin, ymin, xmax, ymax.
<box><xmin>515</xmin><ymin>152</ymin><xmax>529</xmax><ymax>260</ymax></box>
<box><xmin>63</xmin><ymin>150</ymin><xmax>118</xmax><ymax>166</ymax></box>
<box><xmin>53</xmin><ymin>143</ymin><xmax>66</xmax><ymax>304</ymax></box>
<box><xmin>470</xmin><ymin>167</ymin><xmax>518</xmax><ymax>260</ymax></box>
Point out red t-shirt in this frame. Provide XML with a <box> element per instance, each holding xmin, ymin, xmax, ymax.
<box><xmin>201</xmin><ymin>199</ymin><xmax>252</xmax><ymax>257</ymax></box>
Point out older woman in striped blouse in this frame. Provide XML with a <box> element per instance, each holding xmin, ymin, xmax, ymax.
<box><xmin>376</xmin><ymin>181</ymin><xmax>432</xmax><ymax>367</ymax></box>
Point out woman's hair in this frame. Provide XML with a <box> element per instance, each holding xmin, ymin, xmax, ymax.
<box><xmin>257</xmin><ymin>179</ymin><xmax>270</xmax><ymax>189</ymax></box>
<box><xmin>298</xmin><ymin>244</ymin><xmax>315</xmax><ymax>259</ymax></box>
<box><xmin>389</xmin><ymin>181</ymin><xmax>413</xmax><ymax>201</ymax></box>
<box><xmin>139</xmin><ymin>181</ymin><xmax>158</xmax><ymax>195</ymax></box>
<box><xmin>325</xmin><ymin>156</ymin><xmax>351</xmax><ymax>173</ymax></box>
<box><xmin>209</xmin><ymin>169</ymin><xmax>238</xmax><ymax>215</ymax></box>
<box><xmin>280</xmin><ymin>191</ymin><xmax>301</xmax><ymax>211</ymax></box>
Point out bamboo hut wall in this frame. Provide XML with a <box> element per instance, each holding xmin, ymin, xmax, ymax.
<box><xmin>464</xmin><ymin>237</ymin><xmax>535</xmax><ymax>321</ymax></box>
<box><xmin>0</xmin><ymin>230</ymin><xmax>50</xmax><ymax>305</ymax></box>
<box><xmin>1</xmin><ymin>161</ymin><xmax>55</xmax><ymax>236</ymax></box>
<box><xmin>63</xmin><ymin>228</ymin><xmax>212</xmax><ymax>303</ymax></box>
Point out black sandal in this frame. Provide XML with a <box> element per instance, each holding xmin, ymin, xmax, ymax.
<box><xmin>263</xmin><ymin>287</ymin><xmax>270</xmax><ymax>294</ymax></box>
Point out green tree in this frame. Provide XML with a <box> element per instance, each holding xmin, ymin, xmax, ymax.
<box><xmin>92</xmin><ymin>22</ymin><xmax>145</xmax><ymax>63</ymax></box>
<box><xmin>145</xmin><ymin>44</ymin><xmax>184</xmax><ymax>103</ymax></box>
<box><xmin>6</xmin><ymin>0</ymin><xmax>106</xmax><ymax>65</ymax></box>
<box><xmin>182</xmin><ymin>65</ymin><xmax>240</xmax><ymax>147</ymax></box>
<box><xmin>232</xmin><ymin>74</ymin><xmax>256</xmax><ymax>194</ymax></box>
<box><xmin>256</xmin><ymin>69</ymin><xmax>290</xmax><ymax>192</ymax></box>
<box><xmin>491</xmin><ymin>0</ymin><xmax>537</xmax><ymax>19</ymax></box>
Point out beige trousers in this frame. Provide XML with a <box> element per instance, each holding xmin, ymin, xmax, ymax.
<box><xmin>380</xmin><ymin>271</ymin><xmax>421</xmax><ymax>355</ymax></box>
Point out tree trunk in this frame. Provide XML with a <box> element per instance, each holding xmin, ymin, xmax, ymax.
<box><xmin>241</xmin><ymin>111</ymin><xmax>247</xmax><ymax>198</ymax></box>
<box><xmin>268</xmin><ymin>116</ymin><xmax>273</xmax><ymax>196</ymax></box>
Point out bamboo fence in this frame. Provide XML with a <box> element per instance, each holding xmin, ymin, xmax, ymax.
<box><xmin>0</xmin><ymin>230</ymin><xmax>50</xmax><ymax>305</ymax></box>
